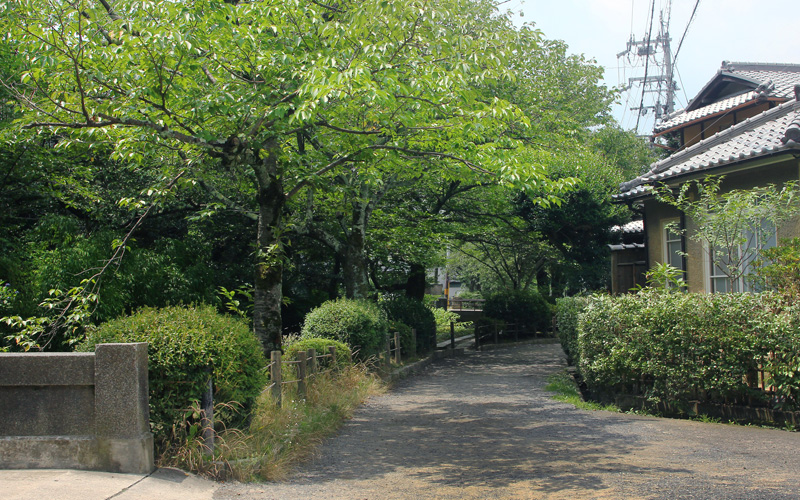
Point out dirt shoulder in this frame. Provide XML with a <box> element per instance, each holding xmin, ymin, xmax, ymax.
<box><xmin>216</xmin><ymin>343</ymin><xmax>800</xmax><ymax>500</ymax></box>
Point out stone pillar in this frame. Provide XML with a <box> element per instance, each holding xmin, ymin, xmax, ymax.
<box><xmin>94</xmin><ymin>343</ymin><xmax>154</xmax><ymax>473</ymax></box>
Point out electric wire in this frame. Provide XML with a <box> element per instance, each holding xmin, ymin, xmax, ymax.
<box><xmin>672</xmin><ymin>0</ymin><xmax>700</xmax><ymax>68</ymax></box>
<box><xmin>635</xmin><ymin>0</ymin><xmax>657</xmax><ymax>132</ymax></box>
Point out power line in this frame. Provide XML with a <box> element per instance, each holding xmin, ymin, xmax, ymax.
<box><xmin>635</xmin><ymin>0</ymin><xmax>657</xmax><ymax>131</ymax></box>
<box><xmin>673</xmin><ymin>0</ymin><xmax>700</xmax><ymax>67</ymax></box>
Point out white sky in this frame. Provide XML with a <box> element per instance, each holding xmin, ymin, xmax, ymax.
<box><xmin>507</xmin><ymin>0</ymin><xmax>799</xmax><ymax>134</ymax></box>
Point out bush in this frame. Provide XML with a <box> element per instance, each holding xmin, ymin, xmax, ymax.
<box><xmin>79</xmin><ymin>305</ymin><xmax>267</xmax><ymax>452</ymax></box>
<box><xmin>555</xmin><ymin>295</ymin><xmax>592</xmax><ymax>366</ymax></box>
<box><xmin>381</xmin><ymin>296</ymin><xmax>437</xmax><ymax>354</ymax></box>
<box><xmin>483</xmin><ymin>289</ymin><xmax>551</xmax><ymax>334</ymax></box>
<box><xmin>301</xmin><ymin>298</ymin><xmax>388</xmax><ymax>360</ymax></box>
<box><xmin>576</xmin><ymin>290</ymin><xmax>798</xmax><ymax>408</ymax></box>
<box><xmin>284</xmin><ymin>337</ymin><xmax>352</xmax><ymax>368</ymax></box>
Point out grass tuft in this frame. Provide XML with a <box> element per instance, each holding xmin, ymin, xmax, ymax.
<box><xmin>160</xmin><ymin>363</ymin><xmax>385</xmax><ymax>481</ymax></box>
<box><xmin>545</xmin><ymin>371</ymin><xmax>619</xmax><ymax>412</ymax></box>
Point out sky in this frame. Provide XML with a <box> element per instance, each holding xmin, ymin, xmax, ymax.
<box><xmin>506</xmin><ymin>0</ymin><xmax>799</xmax><ymax>134</ymax></box>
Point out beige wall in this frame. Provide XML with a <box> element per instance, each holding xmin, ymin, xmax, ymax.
<box><xmin>641</xmin><ymin>156</ymin><xmax>800</xmax><ymax>293</ymax></box>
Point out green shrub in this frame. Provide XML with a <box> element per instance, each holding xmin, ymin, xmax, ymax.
<box><xmin>301</xmin><ymin>298</ymin><xmax>388</xmax><ymax>360</ymax></box>
<box><xmin>483</xmin><ymin>289</ymin><xmax>551</xmax><ymax>334</ymax></box>
<box><xmin>576</xmin><ymin>290</ymin><xmax>794</xmax><ymax>408</ymax></box>
<box><xmin>381</xmin><ymin>296</ymin><xmax>437</xmax><ymax>353</ymax></box>
<box><xmin>284</xmin><ymin>337</ymin><xmax>352</xmax><ymax>368</ymax></box>
<box><xmin>79</xmin><ymin>305</ymin><xmax>267</xmax><ymax>452</ymax></box>
<box><xmin>555</xmin><ymin>295</ymin><xmax>591</xmax><ymax>366</ymax></box>
<box><xmin>754</xmin><ymin>238</ymin><xmax>800</xmax><ymax>301</ymax></box>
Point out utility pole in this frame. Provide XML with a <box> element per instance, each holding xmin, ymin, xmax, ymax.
<box><xmin>618</xmin><ymin>7</ymin><xmax>678</xmax><ymax>135</ymax></box>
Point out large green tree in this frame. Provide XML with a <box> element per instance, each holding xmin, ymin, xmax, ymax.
<box><xmin>2</xmin><ymin>0</ymin><xmax>559</xmax><ymax>350</ymax></box>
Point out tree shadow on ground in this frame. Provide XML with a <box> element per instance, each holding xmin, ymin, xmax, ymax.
<box><xmin>292</xmin><ymin>346</ymin><xmax>691</xmax><ymax>497</ymax></box>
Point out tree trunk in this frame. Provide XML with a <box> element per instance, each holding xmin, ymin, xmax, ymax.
<box><xmin>343</xmin><ymin>227</ymin><xmax>370</xmax><ymax>299</ymax></box>
<box><xmin>343</xmin><ymin>187</ymin><xmax>371</xmax><ymax>299</ymax></box>
<box><xmin>405</xmin><ymin>262</ymin><xmax>427</xmax><ymax>300</ymax></box>
<box><xmin>251</xmin><ymin>143</ymin><xmax>285</xmax><ymax>353</ymax></box>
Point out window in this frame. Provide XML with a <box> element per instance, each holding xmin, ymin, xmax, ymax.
<box><xmin>662</xmin><ymin>220</ymin><xmax>686</xmax><ymax>285</ymax></box>
<box><xmin>709</xmin><ymin>221</ymin><xmax>776</xmax><ymax>293</ymax></box>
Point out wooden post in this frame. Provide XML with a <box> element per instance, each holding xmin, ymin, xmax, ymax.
<box><xmin>200</xmin><ymin>366</ymin><xmax>214</xmax><ymax>456</ymax></box>
<box><xmin>394</xmin><ymin>331</ymin><xmax>401</xmax><ymax>363</ymax></box>
<box><xmin>385</xmin><ymin>335</ymin><xmax>391</xmax><ymax>368</ymax></box>
<box><xmin>493</xmin><ymin>323</ymin><xmax>499</xmax><ymax>344</ymax></box>
<box><xmin>270</xmin><ymin>350</ymin><xmax>282</xmax><ymax>407</ymax></box>
<box><xmin>328</xmin><ymin>345</ymin><xmax>337</xmax><ymax>369</ymax></box>
<box><xmin>450</xmin><ymin>321</ymin><xmax>455</xmax><ymax>350</ymax></box>
<box><xmin>514</xmin><ymin>322</ymin><xmax>519</xmax><ymax>342</ymax></box>
<box><xmin>297</xmin><ymin>350</ymin><xmax>307</xmax><ymax>399</ymax></box>
<box><xmin>411</xmin><ymin>328</ymin><xmax>417</xmax><ymax>356</ymax></box>
<box><xmin>308</xmin><ymin>348</ymin><xmax>317</xmax><ymax>375</ymax></box>
<box><xmin>474</xmin><ymin>323</ymin><xmax>480</xmax><ymax>350</ymax></box>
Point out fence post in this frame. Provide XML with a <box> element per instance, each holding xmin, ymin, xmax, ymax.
<box><xmin>297</xmin><ymin>350</ymin><xmax>307</xmax><ymax>399</ymax></box>
<box><xmin>450</xmin><ymin>321</ymin><xmax>455</xmax><ymax>350</ymax></box>
<box><xmin>328</xmin><ymin>346</ymin><xmax>337</xmax><ymax>369</ymax></box>
<box><xmin>200</xmin><ymin>366</ymin><xmax>214</xmax><ymax>456</ymax></box>
<box><xmin>474</xmin><ymin>324</ymin><xmax>480</xmax><ymax>350</ymax></box>
<box><xmin>308</xmin><ymin>348</ymin><xmax>317</xmax><ymax>375</ymax></box>
<box><xmin>493</xmin><ymin>323</ymin><xmax>499</xmax><ymax>344</ymax></box>
<box><xmin>514</xmin><ymin>323</ymin><xmax>519</xmax><ymax>342</ymax></box>
<box><xmin>411</xmin><ymin>328</ymin><xmax>417</xmax><ymax>357</ymax></box>
<box><xmin>270</xmin><ymin>350</ymin><xmax>282</xmax><ymax>407</ymax></box>
<box><xmin>394</xmin><ymin>331</ymin><xmax>401</xmax><ymax>363</ymax></box>
<box><xmin>385</xmin><ymin>335</ymin><xmax>391</xmax><ymax>368</ymax></box>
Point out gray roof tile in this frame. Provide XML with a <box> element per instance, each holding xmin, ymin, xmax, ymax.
<box><xmin>654</xmin><ymin>61</ymin><xmax>800</xmax><ymax>133</ymax></box>
<box><xmin>616</xmin><ymin>99</ymin><xmax>800</xmax><ymax>201</ymax></box>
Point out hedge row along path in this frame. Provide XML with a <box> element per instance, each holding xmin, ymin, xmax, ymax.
<box><xmin>217</xmin><ymin>342</ymin><xmax>800</xmax><ymax>499</ymax></box>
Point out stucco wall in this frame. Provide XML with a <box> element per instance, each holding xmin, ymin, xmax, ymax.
<box><xmin>641</xmin><ymin>156</ymin><xmax>800</xmax><ymax>293</ymax></box>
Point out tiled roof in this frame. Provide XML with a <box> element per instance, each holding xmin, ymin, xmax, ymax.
<box><xmin>654</xmin><ymin>62</ymin><xmax>800</xmax><ymax>133</ymax></box>
<box><xmin>616</xmin><ymin>99</ymin><xmax>800</xmax><ymax>201</ymax></box>
<box><xmin>609</xmin><ymin>243</ymin><xmax>645</xmax><ymax>251</ymax></box>
<box><xmin>611</xmin><ymin>220</ymin><xmax>644</xmax><ymax>234</ymax></box>
<box><xmin>656</xmin><ymin>91</ymin><xmax>756</xmax><ymax>131</ymax></box>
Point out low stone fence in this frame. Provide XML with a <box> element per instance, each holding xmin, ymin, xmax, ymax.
<box><xmin>0</xmin><ymin>343</ymin><xmax>153</xmax><ymax>473</ymax></box>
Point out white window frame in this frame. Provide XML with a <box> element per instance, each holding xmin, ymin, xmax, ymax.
<box><xmin>661</xmin><ymin>219</ymin><xmax>686</xmax><ymax>280</ymax></box>
<box><xmin>706</xmin><ymin>221</ymin><xmax>777</xmax><ymax>293</ymax></box>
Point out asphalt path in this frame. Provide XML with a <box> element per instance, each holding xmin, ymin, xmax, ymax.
<box><xmin>216</xmin><ymin>342</ymin><xmax>800</xmax><ymax>499</ymax></box>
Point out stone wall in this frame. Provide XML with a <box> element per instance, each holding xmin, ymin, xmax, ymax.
<box><xmin>0</xmin><ymin>343</ymin><xmax>153</xmax><ymax>473</ymax></box>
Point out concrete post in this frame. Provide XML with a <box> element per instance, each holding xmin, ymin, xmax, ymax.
<box><xmin>94</xmin><ymin>343</ymin><xmax>154</xmax><ymax>473</ymax></box>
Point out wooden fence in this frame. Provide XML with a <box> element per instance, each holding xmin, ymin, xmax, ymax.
<box><xmin>200</xmin><ymin>331</ymin><xmax>411</xmax><ymax>454</ymax></box>
<box><xmin>263</xmin><ymin>330</ymin><xmax>409</xmax><ymax>408</ymax></box>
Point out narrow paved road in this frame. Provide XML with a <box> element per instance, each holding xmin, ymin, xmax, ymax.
<box><xmin>216</xmin><ymin>342</ymin><xmax>800</xmax><ymax>500</ymax></box>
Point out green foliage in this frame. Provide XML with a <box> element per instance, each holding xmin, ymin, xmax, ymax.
<box><xmin>429</xmin><ymin>306</ymin><xmax>465</xmax><ymax>340</ymax></box>
<box><xmin>576</xmin><ymin>290</ymin><xmax>800</xmax><ymax>410</ymax></box>
<box><xmin>644</xmin><ymin>262</ymin><xmax>687</xmax><ymax>290</ymax></box>
<box><xmin>483</xmin><ymin>289</ymin><xmax>551</xmax><ymax>333</ymax></box>
<box><xmin>301</xmin><ymin>299</ymin><xmax>388</xmax><ymax>361</ymax></box>
<box><xmin>657</xmin><ymin>178</ymin><xmax>800</xmax><ymax>288</ymax></box>
<box><xmin>380</xmin><ymin>296</ymin><xmax>437</xmax><ymax>354</ymax></box>
<box><xmin>754</xmin><ymin>238</ymin><xmax>800</xmax><ymax>301</ymax></box>
<box><xmin>554</xmin><ymin>295</ymin><xmax>592</xmax><ymax>366</ymax></box>
<box><xmin>78</xmin><ymin>305</ymin><xmax>267</xmax><ymax>452</ymax></box>
<box><xmin>284</xmin><ymin>337</ymin><xmax>352</xmax><ymax>369</ymax></box>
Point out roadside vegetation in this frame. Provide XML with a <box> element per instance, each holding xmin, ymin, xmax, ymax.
<box><xmin>0</xmin><ymin>0</ymin><xmax>657</xmax><ymax>480</ymax></box>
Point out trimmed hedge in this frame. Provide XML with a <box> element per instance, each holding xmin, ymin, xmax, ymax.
<box><xmin>284</xmin><ymin>337</ymin><xmax>352</xmax><ymax>368</ymax></box>
<box><xmin>79</xmin><ymin>305</ymin><xmax>267</xmax><ymax>451</ymax></box>
<box><xmin>554</xmin><ymin>295</ymin><xmax>591</xmax><ymax>366</ymax></box>
<box><xmin>484</xmin><ymin>289</ymin><xmax>551</xmax><ymax>334</ymax></box>
<box><xmin>576</xmin><ymin>290</ymin><xmax>800</xmax><ymax>410</ymax></box>
<box><xmin>381</xmin><ymin>296</ymin><xmax>437</xmax><ymax>354</ymax></box>
<box><xmin>301</xmin><ymin>298</ymin><xmax>388</xmax><ymax>360</ymax></box>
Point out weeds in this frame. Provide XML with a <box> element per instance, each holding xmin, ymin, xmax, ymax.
<box><xmin>159</xmin><ymin>364</ymin><xmax>385</xmax><ymax>481</ymax></box>
<box><xmin>545</xmin><ymin>371</ymin><xmax>619</xmax><ymax>412</ymax></box>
